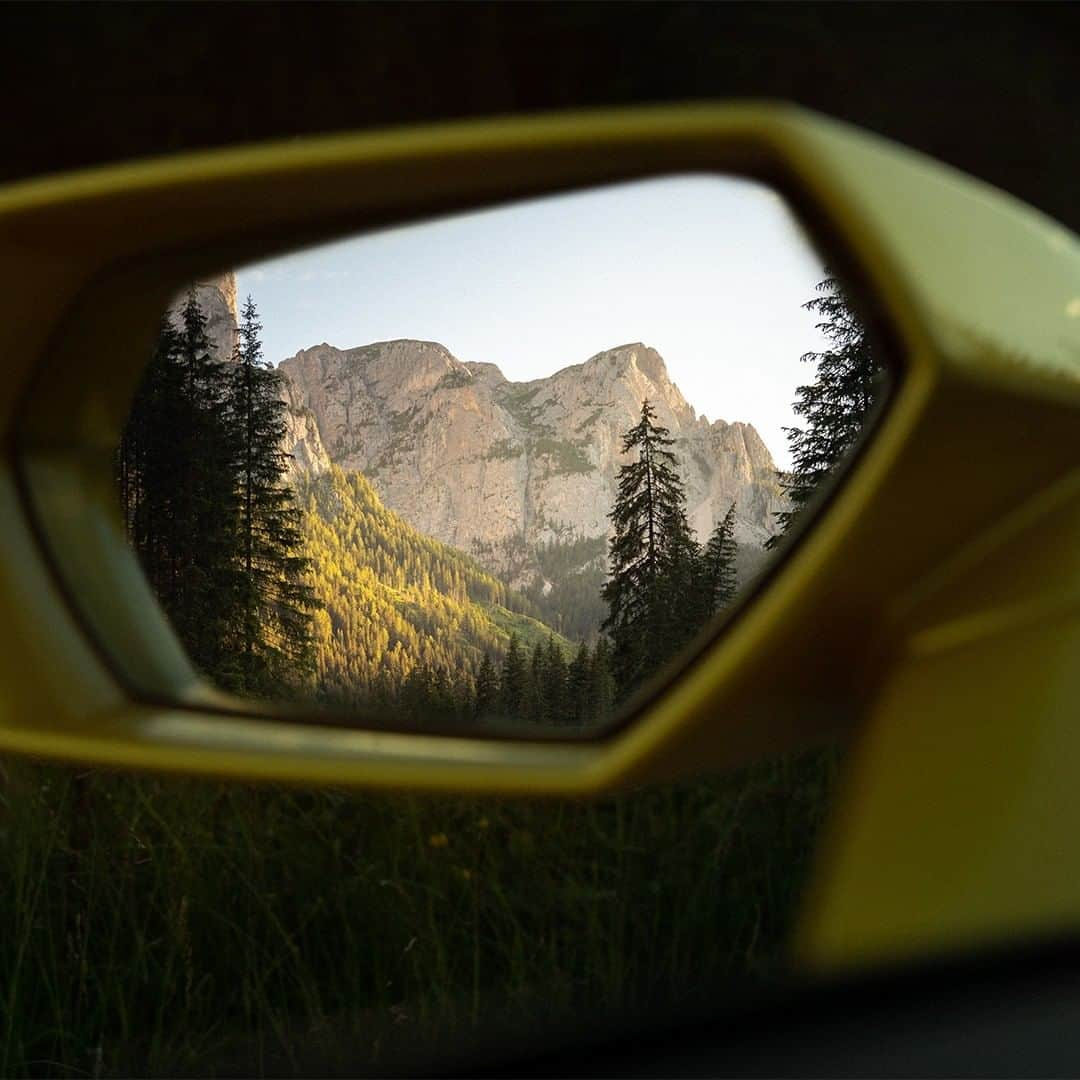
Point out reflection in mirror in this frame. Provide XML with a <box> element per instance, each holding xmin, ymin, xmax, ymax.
<box><xmin>115</xmin><ymin>175</ymin><xmax>888</xmax><ymax>733</ymax></box>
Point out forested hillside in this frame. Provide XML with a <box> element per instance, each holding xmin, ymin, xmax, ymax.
<box><xmin>298</xmin><ymin>467</ymin><xmax>572</xmax><ymax>709</ymax></box>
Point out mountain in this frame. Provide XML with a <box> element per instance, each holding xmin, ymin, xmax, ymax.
<box><xmin>278</xmin><ymin>338</ymin><xmax>787</xmax><ymax>589</ymax></box>
<box><xmin>299</xmin><ymin>466</ymin><xmax>571</xmax><ymax>705</ymax></box>
<box><xmin>167</xmin><ymin>274</ymin><xmax>786</xmax><ymax>643</ymax></box>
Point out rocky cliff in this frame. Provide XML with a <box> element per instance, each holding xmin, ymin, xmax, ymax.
<box><xmin>168</xmin><ymin>273</ymin><xmax>238</xmax><ymax>363</ymax></box>
<box><xmin>278</xmin><ymin>339</ymin><xmax>787</xmax><ymax>573</ymax></box>
<box><xmin>168</xmin><ymin>275</ymin><xmax>787</xmax><ymax>586</ymax></box>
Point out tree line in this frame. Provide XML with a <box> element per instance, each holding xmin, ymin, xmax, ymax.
<box><xmin>380</xmin><ymin>633</ymin><xmax>615</xmax><ymax>730</ymax></box>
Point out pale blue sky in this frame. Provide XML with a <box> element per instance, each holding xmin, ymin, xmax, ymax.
<box><xmin>235</xmin><ymin>175</ymin><xmax>831</xmax><ymax>470</ymax></box>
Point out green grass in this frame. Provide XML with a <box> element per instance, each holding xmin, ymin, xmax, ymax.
<box><xmin>484</xmin><ymin>604</ymin><xmax>575</xmax><ymax>655</ymax></box>
<box><xmin>0</xmin><ymin>747</ymin><xmax>837</xmax><ymax>1077</ymax></box>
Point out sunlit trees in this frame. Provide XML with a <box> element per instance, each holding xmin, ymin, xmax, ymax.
<box><xmin>295</xmin><ymin>467</ymin><xmax>583</xmax><ymax>720</ymax></box>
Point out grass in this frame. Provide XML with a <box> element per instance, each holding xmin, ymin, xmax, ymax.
<box><xmin>484</xmin><ymin>604</ymin><xmax>575</xmax><ymax>655</ymax></box>
<box><xmin>0</xmin><ymin>747</ymin><xmax>838</xmax><ymax>1077</ymax></box>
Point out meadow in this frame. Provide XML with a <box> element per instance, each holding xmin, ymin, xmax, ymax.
<box><xmin>0</xmin><ymin>746</ymin><xmax>836</xmax><ymax>1077</ymax></box>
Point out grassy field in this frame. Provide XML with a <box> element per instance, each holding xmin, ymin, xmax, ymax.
<box><xmin>0</xmin><ymin>747</ymin><xmax>837</xmax><ymax>1077</ymax></box>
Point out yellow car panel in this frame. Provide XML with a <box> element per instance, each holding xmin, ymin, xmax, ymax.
<box><xmin>0</xmin><ymin>104</ymin><xmax>1077</xmax><ymax>969</ymax></box>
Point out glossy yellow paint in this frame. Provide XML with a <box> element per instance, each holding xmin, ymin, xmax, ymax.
<box><xmin>800</xmin><ymin>468</ymin><xmax>1080</xmax><ymax>967</ymax></box>
<box><xmin>0</xmin><ymin>105</ymin><xmax>1077</xmax><ymax>967</ymax></box>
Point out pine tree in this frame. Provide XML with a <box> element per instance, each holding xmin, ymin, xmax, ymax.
<box><xmin>542</xmin><ymin>635</ymin><xmax>568</xmax><ymax>724</ymax></box>
<box><xmin>659</xmin><ymin>498</ymin><xmax>704</xmax><ymax>652</ymax></box>
<box><xmin>588</xmin><ymin>638</ymin><xmax>615</xmax><ymax>724</ymax></box>
<box><xmin>567</xmin><ymin>641</ymin><xmax>591</xmax><ymax>726</ymax></box>
<box><xmin>120</xmin><ymin>291</ymin><xmax>320</xmax><ymax>700</ymax></box>
<box><xmin>500</xmin><ymin>633</ymin><xmax>528</xmax><ymax>717</ymax></box>
<box><xmin>180</xmin><ymin>290</ymin><xmax>243</xmax><ymax>680</ymax></box>
<box><xmin>118</xmin><ymin>313</ymin><xmax>182</xmax><ymax>598</ymax></box>
<box><xmin>767</xmin><ymin>274</ymin><xmax>885</xmax><ymax>547</ymax></box>
<box><xmin>702</xmin><ymin>502</ymin><xmax>738</xmax><ymax>613</ymax></box>
<box><xmin>529</xmin><ymin>642</ymin><xmax>546</xmax><ymax>723</ymax></box>
<box><xmin>121</xmin><ymin>294</ymin><xmax>239</xmax><ymax>681</ymax></box>
<box><xmin>226</xmin><ymin>296</ymin><xmax>318</xmax><ymax>695</ymax></box>
<box><xmin>601</xmin><ymin>398</ymin><xmax>699</xmax><ymax>695</ymax></box>
<box><xmin>474</xmin><ymin>652</ymin><xmax>499</xmax><ymax>720</ymax></box>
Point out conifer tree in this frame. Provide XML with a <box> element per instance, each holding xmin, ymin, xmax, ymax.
<box><xmin>474</xmin><ymin>652</ymin><xmax>499</xmax><ymax>719</ymax></box>
<box><xmin>567</xmin><ymin>641</ymin><xmax>591</xmax><ymax>725</ymax></box>
<box><xmin>659</xmin><ymin>499</ymin><xmax>704</xmax><ymax>652</ymax></box>
<box><xmin>703</xmin><ymin>502</ymin><xmax>739</xmax><ymax>613</ymax></box>
<box><xmin>500</xmin><ymin>633</ymin><xmax>528</xmax><ymax>717</ymax></box>
<box><xmin>123</xmin><ymin>293</ymin><xmax>238</xmax><ymax>680</ymax></box>
<box><xmin>401</xmin><ymin>664</ymin><xmax>454</xmax><ymax>725</ymax></box>
<box><xmin>120</xmin><ymin>290</ymin><xmax>319</xmax><ymax>700</ymax></box>
<box><xmin>226</xmin><ymin>296</ymin><xmax>318</xmax><ymax>695</ymax></box>
<box><xmin>767</xmin><ymin>274</ymin><xmax>884</xmax><ymax>547</ymax></box>
<box><xmin>602</xmin><ymin>399</ymin><xmax>699</xmax><ymax>695</ymax></box>
<box><xmin>542</xmin><ymin>635</ymin><xmax>568</xmax><ymax>724</ymax></box>
<box><xmin>529</xmin><ymin>642</ymin><xmax>546</xmax><ymax>723</ymax></box>
<box><xmin>118</xmin><ymin>313</ymin><xmax>182</xmax><ymax>597</ymax></box>
<box><xmin>588</xmin><ymin>638</ymin><xmax>616</xmax><ymax>723</ymax></box>
<box><xmin>178</xmin><ymin>289</ymin><xmax>242</xmax><ymax>679</ymax></box>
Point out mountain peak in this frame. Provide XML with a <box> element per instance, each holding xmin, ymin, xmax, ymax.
<box><xmin>581</xmin><ymin>342</ymin><xmax>673</xmax><ymax>389</ymax></box>
<box><xmin>586</xmin><ymin>341</ymin><xmax>661</xmax><ymax>365</ymax></box>
<box><xmin>352</xmin><ymin>338</ymin><xmax>456</xmax><ymax>358</ymax></box>
<box><xmin>280</xmin><ymin>335</ymin><xmax>786</xmax><ymax>556</ymax></box>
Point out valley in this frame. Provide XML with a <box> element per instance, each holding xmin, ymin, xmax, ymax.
<box><xmin>165</xmin><ymin>274</ymin><xmax>789</xmax><ymax>717</ymax></box>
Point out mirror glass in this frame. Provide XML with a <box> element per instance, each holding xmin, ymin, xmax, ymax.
<box><xmin>115</xmin><ymin>175</ymin><xmax>890</xmax><ymax>734</ymax></box>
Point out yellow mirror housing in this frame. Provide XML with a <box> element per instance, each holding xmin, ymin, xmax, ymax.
<box><xmin>0</xmin><ymin>106</ymin><xmax>1078</xmax><ymax>973</ymax></box>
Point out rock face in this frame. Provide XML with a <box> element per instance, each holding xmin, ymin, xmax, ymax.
<box><xmin>164</xmin><ymin>278</ymin><xmax>786</xmax><ymax>576</ymax></box>
<box><xmin>280</xmin><ymin>379</ymin><xmax>333</xmax><ymax>475</ymax></box>
<box><xmin>278</xmin><ymin>339</ymin><xmax>787</xmax><ymax>568</ymax></box>
<box><xmin>168</xmin><ymin>273</ymin><xmax>238</xmax><ymax>363</ymax></box>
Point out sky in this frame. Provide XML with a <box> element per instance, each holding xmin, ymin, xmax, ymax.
<box><xmin>235</xmin><ymin>175</ymin><xmax>832</xmax><ymax>470</ymax></box>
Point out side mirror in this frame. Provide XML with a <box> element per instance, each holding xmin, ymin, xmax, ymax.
<box><xmin>1</xmin><ymin>105</ymin><xmax>1078</xmax><ymax>966</ymax></box>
